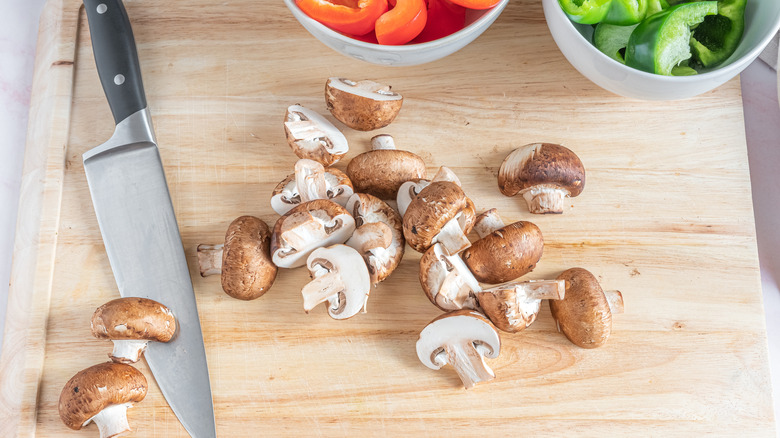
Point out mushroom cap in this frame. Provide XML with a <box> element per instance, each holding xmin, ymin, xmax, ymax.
<box><xmin>549</xmin><ymin>268</ymin><xmax>612</xmax><ymax>348</ymax></box>
<box><xmin>498</xmin><ymin>143</ymin><xmax>585</xmax><ymax>198</ymax></box>
<box><xmin>270</xmin><ymin>167</ymin><xmax>354</xmax><ymax>215</ymax></box>
<box><xmin>220</xmin><ymin>216</ymin><xmax>277</xmax><ymax>300</ymax></box>
<box><xmin>58</xmin><ymin>362</ymin><xmax>147</xmax><ymax>430</ymax></box>
<box><xmin>284</xmin><ymin>104</ymin><xmax>349</xmax><ymax>166</ymax></box>
<box><xmin>305</xmin><ymin>244</ymin><xmax>372</xmax><ymax>320</ymax></box>
<box><xmin>91</xmin><ymin>297</ymin><xmax>176</xmax><ymax>342</ymax></box>
<box><xmin>461</xmin><ymin>220</ymin><xmax>544</xmax><ymax>284</ymax></box>
<box><xmin>402</xmin><ymin>182</ymin><xmax>472</xmax><ymax>253</ymax></box>
<box><xmin>346</xmin><ymin>193</ymin><xmax>405</xmax><ymax>284</ymax></box>
<box><xmin>270</xmin><ymin>199</ymin><xmax>356</xmax><ymax>268</ymax></box>
<box><xmin>419</xmin><ymin>243</ymin><xmax>480</xmax><ymax>311</ymax></box>
<box><xmin>346</xmin><ymin>149</ymin><xmax>426</xmax><ymax>200</ymax></box>
<box><xmin>325</xmin><ymin>77</ymin><xmax>403</xmax><ymax>131</ymax></box>
<box><xmin>416</xmin><ymin>309</ymin><xmax>500</xmax><ymax>369</ymax></box>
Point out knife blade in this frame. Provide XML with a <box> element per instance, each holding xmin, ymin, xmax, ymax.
<box><xmin>81</xmin><ymin>1</ymin><xmax>216</xmax><ymax>437</ymax></box>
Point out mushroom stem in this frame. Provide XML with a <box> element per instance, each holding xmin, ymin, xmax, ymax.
<box><xmin>295</xmin><ymin>159</ymin><xmax>328</xmax><ymax>203</ymax></box>
<box><xmin>521</xmin><ymin>280</ymin><xmax>566</xmax><ymax>300</ymax></box>
<box><xmin>436</xmin><ymin>219</ymin><xmax>472</xmax><ymax>255</ymax></box>
<box><xmin>438</xmin><ymin>341</ymin><xmax>495</xmax><ymax>389</ymax></box>
<box><xmin>301</xmin><ymin>271</ymin><xmax>345</xmax><ymax>313</ymax></box>
<box><xmin>605</xmin><ymin>290</ymin><xmax>625</xmax><ymax>314</ymax></box>
<box><xmin>522</xmin><ymin>186</ymin><xmax>569</xmax><ymax>214</ymax></box>
<box><xmin>347</xmin><ymin>222</ymin><xmax>393</xmax><ymax>253</ymax></box>
<box><xmin>473</xmin><ymin>209</ymin><xmax>506</xmax><ymax>239</ymax></box>
<box><xmin>196</xmin><ymin>244</ymin><xmax>223</xmax><ymax>277</ymax></box>
<box><xmin>88</xmin><ymin>403</ymin><xmax>132</xmax><ymax>438</ymax></box>
<box><xmin>431</xmin><ymin>166</ymin><xmax>461</xmax><ymax>186</ymax></box>
<box><xmin>438</xmin><ymin>271</ymin><xmax>479</xmax><ymax>309</ymax></box>
<box><xmin>110</xmin><ymin>340</ymin><xmax>149</xmax><ymax>364</ymax></box>
<box><xmin>371</xmin><ymin>134</ymin><xmax>396</xmax><ymax>150</ymax></box>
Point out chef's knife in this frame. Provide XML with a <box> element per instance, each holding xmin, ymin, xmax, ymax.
<box><xmin>81</xmin><ymin>1</ymin><xmax>216</xmax><ymax>437</ymax></box>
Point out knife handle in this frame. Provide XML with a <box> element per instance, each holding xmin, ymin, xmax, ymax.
<box><xmin>83</xmin><ymin>0</ymin><xmax>147</xmax><ymax>125</ymax></box>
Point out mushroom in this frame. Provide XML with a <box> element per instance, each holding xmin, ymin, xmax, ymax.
<box><xmin>197</xmin><ymin>216</ymin><xmax>277</xmax><ymax>300</ymax></box>
<box><xmin>402</xmin><ymin>181</ymin><xmax>475</xmax><ymax>254</ymax></box>
<box><xmin>284</xmin><ymin>104</ymin><xmax>349</xmax><ymax>166</ymax></box>
<box><xmin>416</xmin><ymin>310</ymin><xmax>501</xmax><ymax>389</ymax></box>
<box><xmin>270</xmin><ymin>199</ymin><xmax>356</xmax><ymax>268</ymax></box>
<box><xmin>91</xmin><ymin>297</ymin><xmax>176</xmax><ymax>364</ymax></box>
<box><xmin>270</xmin><ymin>159</ymin><xmax>354</xmax><ymax>215</ymax></box>
<box><xmin>419</xmin><ymin>243</ymin><xmax>481</xmax><ymax>311</ymax></box>
<box><xmin>58</xmin><ymin>362</ymin><xmax>148</xmax><ymax>438</ymax></box>
<box><xmin>549</xmin><ymin>268</ymin><xmax>625</xmax><ymax>348</ymax></box>
<box><xmin>498</xmin><ymin>143</ymin><xmax>585</xmax><ymax>214</ymax></box>
<box><xmin>325</xmin><ymin>77</ymin><xmax>403</xmax><ymax>131</ymax></box>
<box><xmin>345</xmin><ymin>193</ymin><xmax>405</xmax><ymax>284</ymax></box>
<box><xmin>461</xmin><ymin>209</ymin><xmax>544</xmax><ymax>284</ymax></box>
<box><xmin>301</xmin><ymin>244</ymin><xmax>371</xmax><ymax>319</ymax></box>
<box><xmin>476</xmin><ymin>280</ymin><xmax>565</xmax><ymax>333</ymax></box>
<box><xmin>397</xmin><ymin>166</ymin><xmax>462</xmax><ymax>217</ymax></box>
<box><xmin>346</xmin><ymin>134</ymin><xmax>426</xmax><ymax>199</ymax></box>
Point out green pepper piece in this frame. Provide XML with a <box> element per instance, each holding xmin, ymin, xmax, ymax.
<box><xmin>603</xmin><ymin>0</ymin><xmax>647</xmax><ymax>25</ymax></box>
<box><xmin>671</xmin><ymin>65</ymin><xmax>698</xmax><ymax>75</ymax></box>
<box><xmin>646</xmin><ymin>0</ymin><xmax>669</xmax><ymax>17</ymax></box>
<box><xmin>690</xmin><ymin>0</ymin><xmax>746</xmax><ymax>68</ymax></box>
<box><xmin>559</xmin><ymin>0</ymin><xmax>613</xmax><ymax>24</ymax></box>
<box><xmin>594</xmin><ymin>23</ymin><xmax>638</xmax><ymax>63</ymax></box>
<box><xmin>625</xmin><ymin>2</ymin><xmax>718</xmax><ymax>75</ymax></box>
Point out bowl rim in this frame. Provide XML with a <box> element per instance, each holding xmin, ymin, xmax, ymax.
<box><xmin>284</xmin><ymin>0</ymin><xmax>510</xmax><ymax>51</ymax></box>
<box><xmin>547</xmin><ymin>0</ymin><xmax>780</xmax><ymax>82</ymax></box>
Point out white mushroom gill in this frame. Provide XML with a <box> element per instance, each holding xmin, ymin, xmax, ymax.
<box><xmin>328</xmin><ymin>78</ymin><xmax>402</xmax><ymax>100</ymax></box>
<box><xmin>397</xmin><ymin>180</ymin><xmax>429</xmax><ymax>217</ymax></box>
<box><xmin>83</xmin><ymin>402</ymin><xmax>133</xmax><ymax>438</ymax></box>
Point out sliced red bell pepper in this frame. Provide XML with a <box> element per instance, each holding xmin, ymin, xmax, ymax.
<box><xmin>297</xmin><ymin>0</ymin><xmax>389</xmax><ymax>36</ymax></box>
<box><xmin>375</xmin><ymin>0</ymin><xmax>428</xmax><ymax>45</ymax></box>
<box><xmin>413</xmin><ymin>0</ymin><xmax>466</xmax><ymax>43</ymax></box>
<box><xmin>448</xmin><ymin>0</ymin><xmax>501</xmax><ymax>10</ymax></box>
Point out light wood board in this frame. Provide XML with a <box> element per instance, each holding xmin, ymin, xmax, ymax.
<box><xmin>1</xmin><ymin>0</ymin><xmax>775</xmax><ymax>436</ymax></box>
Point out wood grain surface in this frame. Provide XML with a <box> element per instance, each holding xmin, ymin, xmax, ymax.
<box><xmin>0</xmin><ymin>0</ymin><xmax>775</xmax><ymax>436</ymax></box>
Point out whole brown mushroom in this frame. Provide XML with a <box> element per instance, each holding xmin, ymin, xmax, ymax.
<box><xmin>346</xmin><ymin>134</ymin><xmax>427</xmax><ymax>200</ymax></box>
<box><xmin>325</xmin><ymin>77</ymin><xmax>403</xmax><ymax>131</ymax></box>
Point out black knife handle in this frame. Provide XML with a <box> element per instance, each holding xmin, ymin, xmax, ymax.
<box><xmin>83</xmin><ymin>0</ymin><xmax>147</xmax><ymax>125</ymax></box>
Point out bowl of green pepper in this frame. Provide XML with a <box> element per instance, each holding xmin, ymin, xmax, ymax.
<box><xmin>543</xmin><ymin>0</ymin><xmax>780</xmax><ymax>100</ymax></box>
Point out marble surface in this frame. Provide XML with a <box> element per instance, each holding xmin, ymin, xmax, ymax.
<box><xmin>1</xmin><ymin>0</ymin><xmax>778</xmax><ymax>428</ymax></box>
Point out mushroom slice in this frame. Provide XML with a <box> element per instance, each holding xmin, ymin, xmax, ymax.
<box><xmin>270</xmin><ymin>199</ymin><xmax>356</xmax><ymax>269</ymax></box>
<box><xmin>270</xmin><ymin>160</ymin><xmax>354</xmax><ymax>215</ymax></box>
<box><xmin>461</xmin><ymin>209</ymin><xmax>544</xmax><ymax>284</ymax></box>
<box><xmin>549</xmin><ymin>268</ymin><xmax>625</xmax><ymax>348</ymax></box>
<box><xmin>301</xmin><ymin>244</ymin><xmax>371</xmax><ymax>320</ymax></box>
<box><xmin>498</xmin><ymin>143</ymin><xmax>585</xmax><ymax>214</ymax></box>
<box><xmin>197</xmin><ymin>216</ymin><xmax>278</xmax><ymax>300</ymax></box>
<box><xmin>403</xmin><ymin>181</ymin><xmax>475</xmax><ymax>254</ymax></box>
<box><xmin>346</xmin><ymin>134</ymin><xmax>426</xmax><ymax>200</ymax></box>
<box><xmin>419</xmin><ymin>243</ymin><xmax>481</xmax><ymax>311</ymax></box>
<box><xmin>58</xmin><ymin>362</ymin><xmax>147</xmax><ymax>438</ymax></box>
<box><xmin>284</xmin><ymin>104</ymin><xmax>348</xmax><ymax>166</ymax></box>
<box><xmin>325</xmin><ymin>77</ymin><xmax>403</xmax><ymax>131</ymax></box>
<box><xmin>476</xmin><ymin>280</ymin><xmax>565</xmax><ymax>333</ymax></box>
<box><xmin>397</xmin><ymin>166</ymin><xmax>462</xmax><ymax>217</ymax></box>
<box><xmin>416</xmin><ymin>310</ymin><xmax>501</xmax><ymax>389</ymax></box>
<box><xmin>345</xmin><ymin>193</ymin><xmax>405</xmax><ymax>284</ymax></box>
<box><xmin>91</xmin><ymin>297</ymin><xmax>176</xmax><ymax>363</ymax></box>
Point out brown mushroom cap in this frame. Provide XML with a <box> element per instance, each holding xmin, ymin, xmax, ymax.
<box><xmin>403</xmin><ymin>182</ymin><xmax>471</xmax><ymax>253</ymax></box>
<box><xmin>549</xmin><ymin>268</ymin><xmax>612</xmax><ymax>349</ymax></box>
<box><xmin>58</xmin><ymin>362</ymin><xmax>147</xmax><ymax>430</ymax></box>
<box><xmin>91</xmin><ymin>297</ymin><xmax>176</xmax><ymax>342</ymax></box>
<box><xmin>346</xmin><ymin>143</ymin><xmax>426</xmax><ymax>200</ymax></box>
<box><xmin>220</xmin><ymin>216</ymin><xmax>277</xmax><ymax>300</ymax></box>
<box><xmin>325</xmin><ymin>77</ymin><xmax>403</xmax><ymax>131</ymax></box>
<box><xmin>462</xmin><ymin>220</ymin><xmax>544</xmax><ymax>284</ymax></box>
<box><xmin>498</xmin><ymin>143</ymin><xmax>585</xmax><ymax>198</ymax></box>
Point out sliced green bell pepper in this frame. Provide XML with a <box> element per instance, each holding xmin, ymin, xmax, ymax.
<box><xmin>690</xmin><ymin>0</ymin><xmax>746</xmax><ymax>68</ymax></box>
<box><xmin>559</xmin><ymin>0</ymin><xmax>613</xmax><ymax>24</ymax></box>
<box><xmin>646</xmin><ymin>0</ymin><xmax>670</xmax><ymax>17</ymax></box>
<box><xmin>624</xmin><ymin>2</ymin><xmax>718</xmax><ymax>75</ymax></box>
<box><xmin>594</xmin><ymin>23</ymin><xmax>638</xmax><ymax>62</ymax></box>
<box><xmin>603</xmin><ymin>0</ymin><xmax>647</xmax><ymax>25</ymax></box>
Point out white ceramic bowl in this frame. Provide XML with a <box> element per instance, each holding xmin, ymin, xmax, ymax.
<box><xmin>285</xmin><ymin>0</ymin><xmax>509</xmax><ymax>66</ymax></box>
<box><xmin>543</xmin><ymin>0</ymin><xmax>780</xmax><ymax>100</ymax></box>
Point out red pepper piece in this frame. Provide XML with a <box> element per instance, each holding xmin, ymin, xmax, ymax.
<box><xmin>375</xmin><ymin>0</ymin><xmax>428</xmax><ymax>45</ymax></box>
<box><xmin>413</xmin><ymin>0</ymin><xmax>466</xmax><ymax>43</ymax></box>
<box><xmin>297</xmin><ymin>0</ymin><xmax>389</xmax><ymax>36</ymax></box>
<box><xmin>448</xmin><ymin>0</ymin><xmax>500</xmax><ymax>10</ymax></box>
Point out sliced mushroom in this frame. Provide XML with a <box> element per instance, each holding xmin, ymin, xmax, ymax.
<box><xmin>397</xmin><ymin>166</ymin><xmax>462</xmax><ymax>217</ymax></box>
<box><xmin>301</xmin><ymin>244</ymin><xmax>371</xmax><ymax>320</ymax></box>
<box><xmin>91</xmin><ymin>297</ymin><xmax>176</xmax><ymax>363</ymax></box>
<box><xmin>461</xmin><ymin>209</ymin><xmax>544</xmax><ymax>284</ymax></box>
<box><xmin>59</xmin><ymin>362</ymin><xmax>147</xmax><ymax>438</ymax></box>
<box><xmin>346</xmin><ymin>134</ymin><xmax>426</xmax><ymax>200</ymax></box>
<box><xmin>270</xmin><ymin>199</ymin><xmax>356</xmax><ymax>268</ymax></box>
<box><xmin>476</xmin><ymin>280</ymin><xmax>565</xmax><ymax>333</ymax></box>
<box><xmin>325</xmin><ymin>77</ymin><xmax>403</xmax><ymax>131</ymax></box>
<box><xmin>498</xmin><ymin>143</ymin><xmax>585</xmax><ymax>214</ymax></box>
<box><xmin>549</xmin><ymin>268</ymin><xmax>624</xmax><ymax>348</ymax></box>
<box><xmin>403</xmin><ymin>181</ymin><xmax>475</xmax><ymax>254</ymax></box>
<box><xmin>284</xmin><ymin>104</ymin><xmax>348</xmax><ymax>166</ymax></box>
<box><xmin>197</xmin><ymin>216</ymin><xmax>277</xmax><ymax>300</ymax></box>
<box><xmin>419</xmin><ymin>243</ymin><xmax>481</xmax><ymax>311</ymax></box>
<box><xmin>345</xmin><ymin>193</ymin><xmax>405</xmax><ymax>284</ymax></box>
<box><xmin>416</xmin><ymin>310</ymin><xmax>501</xmax><ymax>389</ymax></box>
<box><xmin>270</xmin><ymin>159</ymin><xmax>354</xmax><ymax>215</ymax></box>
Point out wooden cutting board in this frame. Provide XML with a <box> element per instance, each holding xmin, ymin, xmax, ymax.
<box><xmin>1</xmin><ymin>0</ymin><xmax>775</xmax><ymax>436</ymax></box>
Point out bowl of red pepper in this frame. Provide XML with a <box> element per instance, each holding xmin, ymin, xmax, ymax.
<box><xmin>285</xmin><ymin>0</ymin><xmax>509</xmax><ymax>66</ymax></box>
<box><xmin>544</xmin><ymin>0</ymin><xmax>780</xmax><ymax>99</ymax></box>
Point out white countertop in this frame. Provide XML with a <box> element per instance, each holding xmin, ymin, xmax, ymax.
<box><xmin>1</xmin><ymin>0</ymin><xmax>778</xmax><ymax>428</ymax></box>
